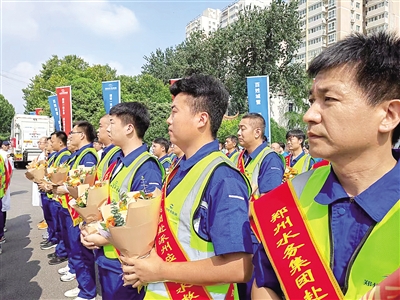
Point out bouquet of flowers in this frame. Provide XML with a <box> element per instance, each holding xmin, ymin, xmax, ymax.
<box><xmin>25</xmin><ymin>160</ymin><xmax>48</xmax><ymax>183</ymax></box>
<box><xmin>69</xmin><ymin>181</ymin><xmax>109</xmax><ymax>224</ymax></box>
<box><xmin>99</xmin><ymin>187</ymin><xmax>161</xmax><ymax>258</ymax></box>
<box><xmin>66</xmin><ymin>166</ymin><xmax>96</xmax><ymax>199</ymax></box>
<box><xmin>282</xmin><ymin>166</ymin><xmax>298</xmax><ymax>182</ymax></box>
<box><xmin>46</xmin><ymin>163</ymin><xmax>70</xmax><ymax>186</ymax></box>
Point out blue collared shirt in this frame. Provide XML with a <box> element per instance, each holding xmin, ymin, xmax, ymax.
<box><xmin>68</xmin><ymin>143</ymin><xmax>98</xmax><ymax>168</ymax></box>
<box><xmin>111</xmin><ymin>144</ymin><xmax>162</xmax><ymax>192</ymax></box>
<box><xmin>253</xmin><ymin>157</ymin><xmax>400</xmax><ymax>295</ymax></box>
<box><xmin>290</xmin><ymin>151</ymin><xmax>315</xmax><ymax>169</ymax></box>
<box><xmin>101</xmin><ymin>144</ymin><xmax>121</xmax><ymax>167</ymax></box>
<box><xmin>242</xmin><ymin>142</ymin><xmax>285</xmax><ymax>194</ymax></box>
<box><xmin>167</xmin><ymin>140</ymin><xmax>253</xmax><ymax>256</ymax></box>
<box><xmin>158</xmin><ymin>154</ymin><xmax>171</xmax><ymax>171</ymax></box>
<box><xmin>227</xmin><ymin>149</ymin><xmax>238</xmax><ymax>159</ymax></box>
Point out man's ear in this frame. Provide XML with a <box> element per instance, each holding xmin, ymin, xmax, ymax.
<box><xmin>379</xmin><ymin>99</ymin><xmax>400</xmax><ymax>134</ymax></box>
<box><xmin>198</xmin><ymin>112</ymin><xmax>209</xmax><ymax>129</ymax></box>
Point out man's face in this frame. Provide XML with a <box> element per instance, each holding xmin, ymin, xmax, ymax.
<box><xmin>225</xmin><ymin>138</ymin><xmax>235</xmax><ymax>151</ymax></box>
<box><xmin>93</xmin><ymin>142</ymin><xmax>103</xmax><ymax>151</ymax></box>
<box><xmin>98</xmin><ymin>117</ymin><xmax>110</xmax><ymax>144</ymax></box>
<box><xmin>69</xmin><ymin>125</ymin><xmax>83</xmax><ymax>148</ymax></box>
<box><xmin>51</xmin><ymin>135</ymin><xmax>61</xmax><ymax>151</ymax></box>
<box><xmin>152</xmin><ymin>143</ymin><xmax>163</xmax><ymax>158</ymax></box>
<box><xmin>46</xmin><ymin>140</ymin><xmax>53</xmax><ymax>152</ymax></box>
<box><xmin>271</xmin><ymin>143</ymin><xmax>280</xmax><ymax>153</ymax></box>
<box><xmin>286</xmin><ymin>136</ymin><xmax>302</xmax><ymax>152</ymax></box>
<box><xmin>167</xmin><ymin>93</ymin><xmax>198</xmax><ymax>149</ymax></box>
<box><xmin>38</xmin><ymin>139</ymin><xmax>47</xmax><ymax>151</ymax></box>
<box><xmin>108</xmin><ymin>115</ymin><xmax>129</xmax><ymax>148</ymax></box>
<box><xmin>304</xmin><ymin>66</ymin><xmax>383</xmax><ymax>161</ymax></box>
<box><xmin>237</xmin><ymin>118</ymin><xmax>258</xmax><ymax>148</ymax></box>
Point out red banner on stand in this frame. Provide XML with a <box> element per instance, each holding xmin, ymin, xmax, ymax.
<box><xmin>56</xmin><ymin>86</ymin><xmax>73</xmax><ymax>134</ymax></box>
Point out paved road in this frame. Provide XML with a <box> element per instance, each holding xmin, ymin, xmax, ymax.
<box><xmin>0</xmin><ymin>169</ymin><xmax>102</xmax><ymax>300</ymax></box>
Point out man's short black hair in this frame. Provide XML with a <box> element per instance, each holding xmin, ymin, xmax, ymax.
<box><xmin>153</xmin><ymin>137</ymin><xmax>169</xmax><ymax>153</ymax></box>
<box><xmin>278</xmin><ymin>142</ymin><xmax>285</xmax><ymax>149</ymax></box>
<box><xmin>109</xmin><ymin>102</ymin><xmax>150</xmax><ymax>139</ymax></box>
<box><xmin>73</xmin><ymin>121</ymin><xmax>96</xmax><ymax>143</ymax></box>
<box><xmin>170</xmin><ymin>74</ymin><xmax>229</xmax><ymax>139</ymax></box>
<box><xmin>242</xmin><ymin>113</ymin><xmax>266</xmax><ymax>141</ymax></box>
<box><xmin>51</xmin><ymin>131</ymin><xmax>68</xmax><ymax>146</ymax></box>
<box><xmin>308</xmin><ymin>31</ymin><xmax>400</xmax><ymax>145</ymax></box>
<box><xmin>286</xmin><ymin>129</ymin><xmax>306</xmax><ymax>147</ymax></box>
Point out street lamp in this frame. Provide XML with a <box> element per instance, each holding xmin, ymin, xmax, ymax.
<box><xmin>40</xmin><ymin>88</ymin><xmax>56</xmax><ymax>95</ymax></box>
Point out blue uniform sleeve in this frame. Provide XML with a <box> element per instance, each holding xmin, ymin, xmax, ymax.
<box><xmin>162</xmin><ymin>161</ymin><xmax>171</xmax><ymax>171</ymax></box>
<box><xmin>195</xmin><ymin>165</ymin><xmax>253</xmax><ymax>256</ymax></box>
<box><xmin>258</xmin><ymin>152</ymin><xmax>284</xmax><ymax>194</ymax></box>
<box><xmin>59</xmin><ymin>154</ymin><xmax>70</xmax><ymax>164</ymax></box>
<box><xmin>130</xmin><ymin>159</ymin><xmax>162</xmax><ymax>192</ymax></box>
<box><xmin>253</xmin><ymin>243</ymin><xmax>283</xmax><ymax>296</ymax></box>
<box><xmin>80</xmin><ymin>153</ymin><xmax>98</xmax><ymax>168</ymax></box>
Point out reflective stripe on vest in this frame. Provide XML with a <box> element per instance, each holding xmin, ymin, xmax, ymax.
<box><xmin>291</xmin><ymin>166</ymin><xmax>400</xmax><ymax>298</ymax></box>
<box><xmin>0</xmin><ymin>156</ymin><xmax>5</xmax><ymax>198</ymax></box>
<box><xmin>47</xmin><ymin>150</ymin><xmax>71</xmax><ymax>199</ymax></box>
<box><xmin>104</xmin><ymin>152</ymin><xmax>164</xmax><ymax>259</ymax></box>
<box><xmin>291</xmin><ymin>153</ymin><xmax>313</xmax><ymax>174</ymax></box>
<box><xmin>96</xmin><ymin>146</ymin><xmax>120</xmax><ymax>180</ymax></box>
<box><xmin>146</xmin><ymin>152</ymin><xmax>249</xmax><ymax>300</ymax></box>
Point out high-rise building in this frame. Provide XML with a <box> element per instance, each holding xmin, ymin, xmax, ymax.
<box><xmin>186</xmin><ymin>8</ymin><xmax>221</xmax><ymax>39</ymax></box>
<box><xmin>185</xmin><ymin>0</ymin><xmax>272</xmax><ymax>38</ymax></box>
<box><xmin>296</xmin><ymin>0</ymin><xmax>400</xmax><ymax>68</ymax></box>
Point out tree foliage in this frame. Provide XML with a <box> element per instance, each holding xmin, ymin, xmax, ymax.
<box><xmin>22</xmin><ymin>55</ymin><xmax>172</xmax><ymax>133</ymax></box>
<box><xmin>142</xmin><ymin>0</ymin><xmax>307</xmax><ymax>117</ymax></box>
<box><xmin>0</xmin><ymin>94</ymin><xmax>15</xmax><ymax>140</ymax></box>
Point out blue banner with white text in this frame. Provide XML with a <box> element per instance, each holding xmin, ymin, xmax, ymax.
<box><xmin>102</xmin><ymin>80</ymin><xmax>120</xmax><ymax>113</ymax></box>
<box><xmin>246</xmin><ymin>76</ymin><xmax>271</xmax><ymax>143</ymax></box>
<box><xmin>48</xmin><ymin>95</ymin><xmax>61</xmax><ymax>131</ymax></box>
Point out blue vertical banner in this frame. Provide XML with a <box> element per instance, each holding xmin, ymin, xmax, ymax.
<box><xmin>246</xmin><ymin>75</ymin><xmax>271</xmax><ymax>143</ymax></box>
<box><xmin>48</xmin><ymin>95</ymin><xmax>61</xmax><ymax>131</ymax></box>
<box><xmin>102</xmin><ymin>80</ymin><xmax>121</xmax><ymax>113</ymax></box>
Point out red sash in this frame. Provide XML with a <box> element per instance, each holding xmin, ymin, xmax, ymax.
<box><xmin>285</xmin><ymin>154</ymin><xmax>291</xmax><ymax>167</ymax></box>
<box><xmin>5</xmin><ymin>160</ymin><xmax>12</xmax><ymax>190</ymax></box>
<box><xmin>312</xmin><ymin>160</ymin><xmax>330</xmax><ymax>169</ymax></box>
<box><xmin>250</xmin><ymin>181</ymin><xmax>344</xmax><ymax>300</ymax></box>
<box><xmin>155</xmin><ymin>168</ymin><xmax>234</xmax><ymax>299</ymax></box>
<box><xmin>236</xmin><ymin>151</ymin><xmax>261</xmax><ymax>242</ymax></box>
<box><xmin>102</xmin><ymin>161</ymin><xmax>117</xmax><ymax>204</ymax></box>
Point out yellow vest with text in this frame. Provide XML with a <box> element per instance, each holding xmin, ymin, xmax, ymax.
<box><xmin>96</xmin><ymin>146</ymin><xmax>120</xmax><ymax>181</ymax></box>
<box><xmin>291</xmin><ymin>166</ymin><xmax>400</xmax><ymax>298</ymax></box>
<box><xmin>0</xmin><ymin>156</ymin><xmax>6</xmax><ymax>198</ymax></box>
<box><xmin>59</xmin><ymin>147</ymin><xmax>97</xmax><ymax>209</ymax></box>
<box><xmin>146</xmin><ymin>152</ymin><xmax>251</xmax><ymax>300</ymax></box>
<box><xmin>104</xmin><ymin>152</ymin><xmax>164</xmax><ymax>259</ymax></box>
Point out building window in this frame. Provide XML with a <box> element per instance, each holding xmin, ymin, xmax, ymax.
<box><xmin>328</xmin><ymin>33</ymin><xmax>336</xmax><ymax>44</ymax></box>
<box><xmin>328</xmin><ymin>10</ymin><xmax>336</xmax><ymax>19</ymax></box>
<box><xmin>356</xmin><ymin>25</ymin><xmax>360</xmax><ymax>31</ymax></box>
<box><xmin>356</xmin><ymin>14</ymin><xmax>360</xmax><ymax>20</ymax></box>
<box><xmin>328</xmin><ymin>0</ymin><xmax>335</xmax><ymax>7</ymax></box>
<box><xmin>328</xmin><ymin>21</ymin><xmax>335</xmax><ymax>31</ymax></box>
<box><xmin>288</xmin><ymin>103</ymin><xmax>294</xmax><ymax>112</ymax></box>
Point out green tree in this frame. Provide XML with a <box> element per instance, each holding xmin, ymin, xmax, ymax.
<box><xmin>270</xmin><ymin>118</ymin><xmax>287</xmax><ymax>143</ymax></box>
<box><xmin>0</xmin><ymin>94</ymin><xmax>15</xmax><ymax>140</ymax></box>
<box><xmin>143</xmin><ymin>102</ymin><xmax>171</xmax><ymax>145</ymax></box>
<box><xmin>217</xmin><ymin>117</ymin><xmax>241</xmax><ymax>143</ymax></box>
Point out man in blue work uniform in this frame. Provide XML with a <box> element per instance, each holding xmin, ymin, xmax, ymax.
<box><xmin>152</xmin><ymin>137</ymin><xmax>171</xmax><ymax>171</ymax></box>
<box><xmin>121</xmin><ymin>74</ymin><xmax>253</xmax><ymax>300</ymax></box>
<box><xmin>53</xmin><ymin>121</ymin><xmax>98</xmax><ymax>300</ymax></box>
<box><xmin>251</xmin><ymin>32</ymin><xmax>400</xmax><ymax>299</ymax></box>
<box><xmin>81</xmin><ymin>102</ymin><xmax>163</xmax><ymax>300</ymax></box>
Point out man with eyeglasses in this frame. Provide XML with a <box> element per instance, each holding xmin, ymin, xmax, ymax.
<box><xmin>52</xmin><ymin>121</ymin><xmax>98</xmax><ymax>300</ymax></box>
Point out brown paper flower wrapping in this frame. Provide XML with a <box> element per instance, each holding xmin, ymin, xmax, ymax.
<box><xmin>47</xmin><ymin>167</ymin><xmax>69</xmax><ymax>185</ymax></box>
<box><xmin>25</xmin><ymin>167</ymin><xmax>46</xmax><ymax>183</ymax></box>
<box><xmin>105</xmin><ymin>188</ymin><xmax>162</xmax><ymax>258</ymax></box>
<box><xmin>71</xmin><ymin>182</ymin><xmax>109</xmax><ymax>223</ymax></box>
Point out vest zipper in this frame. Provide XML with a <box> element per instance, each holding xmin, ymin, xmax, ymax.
<box><xmin>342</xmin><ymin>222</ymin><xmax>376</xmax><ymax>294</ymax></box>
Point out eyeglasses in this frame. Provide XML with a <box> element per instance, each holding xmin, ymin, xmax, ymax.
<box><xmin>69</xmin><ymin>131</ymin><xmax>83</xmax><ymax>135</ymax></box>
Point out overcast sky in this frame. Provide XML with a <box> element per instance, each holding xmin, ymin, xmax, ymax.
<box><xmin>1</xmin><ymin>0</ymin><xmax>232</xmax><ymax>113</ymax></box>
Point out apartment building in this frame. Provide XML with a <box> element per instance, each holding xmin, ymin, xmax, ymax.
<box><xmin>185</xmin><ymin>0</ymin><xmax>271</xmax><ymax>37</ymax></box>
<box><xmin>185</xmin><ymin>8</ymin><xmax>221</xmax><ymax>39</ymax></box>
<box><xmin>296</xmin><ymin>0</ymin><xmax>400</xmax><ymax>68</ymax></box>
